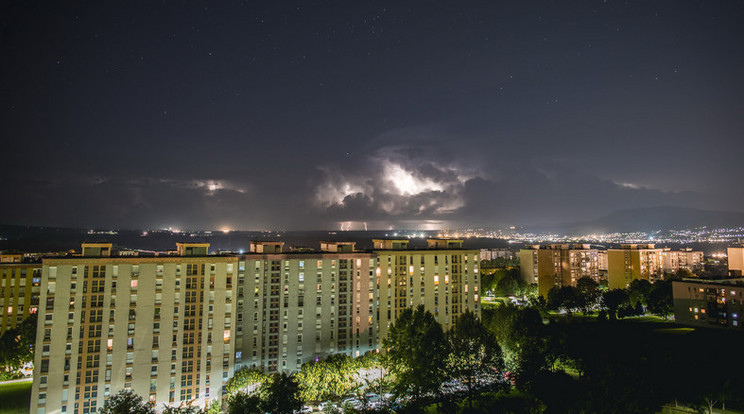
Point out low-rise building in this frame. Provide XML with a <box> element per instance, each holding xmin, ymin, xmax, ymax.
<box><xmin>672</xmin><ymin>278</ymin><xmax>744</xmax><ymax>330</ymax></box>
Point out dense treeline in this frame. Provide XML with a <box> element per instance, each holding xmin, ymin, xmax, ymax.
<box><xmin>543</xmin><ymin>277</ymin><xmax>674</xmax><ymax>319</ymax></box>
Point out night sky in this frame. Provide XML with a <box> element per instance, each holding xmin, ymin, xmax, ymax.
<box><xmin>1</xmin><ymin>1</ymin><xmax>743</xmax><ymax>231</ymax></box>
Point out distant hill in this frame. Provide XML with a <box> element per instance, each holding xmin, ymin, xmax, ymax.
<box><xmin>552</xmin><ymin>206</ymin><xmax>744</xmax><ymax>234</ymax></box>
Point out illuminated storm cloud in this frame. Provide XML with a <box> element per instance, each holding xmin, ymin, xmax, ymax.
<box><xmin>315</xmin><ymin>156</ymin><xmax>470</xmax><ymax>219</ymax></box>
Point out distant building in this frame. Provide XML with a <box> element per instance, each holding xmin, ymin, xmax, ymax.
<box><xmin>607</xmin><ymin>244</ymin><xmax>663</xmax><ymax>289</ymax></box>
<box><xmin>1</xmin><ymin>254</ymin><xmax>24</xmax><ymax>263</ymax></box>
<box><xmin>672</xmin><ymin>278</ymin><xmax>744</xmax><ymax>330</ymax></box>
<box><xmin>660</xmin><ymin>248</ymin><xmax>704</xmax><ymax>274</ymax></box>
<box><xmin>728</xmin><ymin>245</ymin><xmax>744</xmax><ymax>277</ymax></box>
<box><xmin>0</xmin><ymin>261</ymin><xmax>41</xmax><ymax>333</ymax></box>
<box><xmin>519</xmin><ymin>244</ymin><xmax>599</xmax><ymax>298</ymax></box>
<box><xmin>597</xmin><ymin>250</ymin><xmax>608</xmax><ymax>271</ymax></box>
<box><xmin>479</xmin><ymin>248</ymin><xmax>516</xmax><ymax>262</ymax></box>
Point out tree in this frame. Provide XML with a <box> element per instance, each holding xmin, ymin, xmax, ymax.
<box><xmin>204</xmin><ymin>399</ymin><xmax>222</xmax><ymax>414</ymax></box>
<box><xmin>483</xmin><ymin>305</ymin><xmax>548</xmax><ymax>389</ymax></box>
<box><xmin>226</xmin><ymin>392</ymin><xmax>262</xmax><ymax>414</ymax></box>
<box><xmin>226</xmin><ymin>367</ymin><xmax>270</xmax><ymax>394</ymax></box>
<box><xmin>383</xmin><ymin>305</ymin><xmax>450</xmax><ymax>401</ymax></box>
<box><xmin>261</xmin><ymin>372</ymin><xmax>303</xmax><ymax>414</ymax></box>
<box><xmin>547</xmin><ymin>286</ymin><xmax>580</xmax><ymax>315</ymax></box>
<box><xmin>546</xmin><ymin>286</ymin><xmax>561</xmax><ymax>311</ymax></box>
<box><xmin>674</xmin><ymin>268</ymin><xmax>693</xmax><ymax>279</ymax></box>
<box><xmin>98</xmin><ymin>390</ymin><xmax>155</xmax><ymax>414</ymax></box>
<box><xmin>601</xmin><ymin>289</ymin><xmax>629</xmax><ymax>320</ymax></box>
<box><xmin>161</xmin><ymin>403</ymin><xmax>201</xmax><ymax>414</ymax></box>
<box><xmin>647</xmin><ymin>281</ymin><xmax>673</xmax><ymax>317</ymax></box>
<box><xmin>447</xmin><ymin>311</ymin><xmax>503</xmax><ymax>407</ymax></box>
<box><xmin>496</xmin><ymin>273</ymin><xmax>519</xmax><ymax>297</ymax></box>
<box><xmin>628</xmin><ymin>279</ymin><xmax>652</xmax><ymax>307</ymax></box>
<box><xmin>296</xmin><ymin>353</ymin><xmax>380</xmax><ymax>403</ymax></box>
<box><xmin>576</xmin><ymin>277</ymin><xmax>600</xmax><ymax>313</ymax></box>
<box><xmin>0</xmin><ymin>314</ymin><xmax>36</xmax><ymax>380</ymax></box>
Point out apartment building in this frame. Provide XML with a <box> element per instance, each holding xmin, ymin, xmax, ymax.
<box><xmin>519</xmin><ymin>244</ymin><xmax>599</xmax><ymax>298</ymax></box>
<box><xmin>728</xmin><ymin>245</ymin><xmax>744</xmax><ymax>277</ymax></box>
<box><xmin>660</xmin><ymin>248</ymin><xmax>704</xmax><ymax>274</ymax></box>
<box><xmin>31</xmin><ymin>243</ymin><xmax>237</xmax><ymax>414</ymax></box>
<box><xmin>0</xmin><ymin>260</ymin><xmax>41</xmax><ymax>333</ymax></box>
<box><xmin>235</xmin><ymin>241</ymin><xmax>377</xmax><ymax>373</ymax></box>
<box><xmin>607</xmin><ymin>244</ymin><xmax>663</xmax><ymax>289</ymax></box>
<box><xmin>672</xmin><ymin>278</ymin><xmax>744</xmax><ymax>330</ymax></box>
<box><xmin>479</xmin><ymin>248</ymin><xmax>516</xmax><ymax>262</ymax></box>
<box><xmin>32</xmin><ymin>238</ymin><xmax>482</xmax><ymax>413</ymax></box>
<box><xmin>597</xmin><ymin>251</ymin><xmax>608</xmax><ymax>271</ymax></box>
<box><xmin>373</xmin><ymin>239</ymin><xmax>480</xmax><ymax>341</ymax></box>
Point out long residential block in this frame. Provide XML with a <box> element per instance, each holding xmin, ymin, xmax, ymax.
<box><xmin>32</xmin><ymin>239</ymin><xmax>480</xmax><ymax>413</ymax></box>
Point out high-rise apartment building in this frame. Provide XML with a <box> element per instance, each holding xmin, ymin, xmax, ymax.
<box><xmin>373</xmin><ymin>239</ymin><xmax>481</xmax><ymax>341</ymax></box>
<box><xmin>607</xmin><ymin>244</ymin><xmax>663</xmax><ymax>289</ymax></box>
<box><xmin>235</xmin><ymin>241</ymin><xmax>377</xmax><ymax>373</ymax></box>
<box><xmin>0</xmin><ymin>260</ymin><xmax>41</xmax><ymax>333</ymax></box>
<box><xmin>32</xmin><ymin>239</ymin><xmax>481</xmax><ymax>413</ymax></box>
<box><xmin>660</xmin><ymin>248</ymin><xmax>704</xmax><ymax>274</ymax></box>
<box><xmin>519</xmin><ymin>244</ymin><xmax>599</xmax><ymax>298</ymax></box>
<box><xmin>32</xmin><ymin>243</ymin><xmax>237</xmax><ymax>414</ymax></box>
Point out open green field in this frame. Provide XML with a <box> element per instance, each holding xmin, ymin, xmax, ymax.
<box><xmin>0</xmin><ymin>380</ymin><xmax>32</xmax><ymax>414</ymax></box>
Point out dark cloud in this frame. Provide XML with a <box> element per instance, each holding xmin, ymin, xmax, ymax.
<box><xmin>0</xmin><ymin>1</ymin><xmax>742</xmax><ymax>229</ymax></box>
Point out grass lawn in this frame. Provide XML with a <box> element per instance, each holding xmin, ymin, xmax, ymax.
<box><xmin>0</xmin><ymin>380</ymin><xmax>32</xmax><ymax>414</ymax></box>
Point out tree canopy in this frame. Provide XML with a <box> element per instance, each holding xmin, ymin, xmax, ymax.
<box><xmin>383</xmin><ymin>305</ymin><xmax>450</xmax><ymax>401</ymax></box>
<box><xmin>98</xmin><ymin>390</ymin><xmax>155</xmax><ymax>414</ymax></box>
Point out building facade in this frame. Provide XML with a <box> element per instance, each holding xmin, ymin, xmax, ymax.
<box><xmin>672</xmin><ymin>278</ymin><xmax>744</xmax><ymax>330</ymax></box>
<box><xmin>31</xmin><ymin>243</ymin><xmax>237</xmax><ymax>414</ymax></box>
<box><xmin>235</xmin><ymin>241</ymin><xmax>377</xmax><ymax>373</ymax></box>
<box><xmin>374</xmin><ymin>239</ymin><xmax>481</xmax><ymax>341</ymax></box>
<box><xmin>607</xmin><ymin>244</ymin><xmax>663</xmax><ymax>289</ymax></box>
<box><xmin>519</xmin><ymin>244</ymin><xmax>599</xmax><ymax>298</ymax></box>
<box><xmin>0</xmin><ymin>261</ymin><xmax>41</xmax><ymax>334</ymax></box>
<box><xmin>32</xmin><ymin>239</ymin><xmax>482</xmax><ymax>413</ymax></box>
<box><xmin>728</xmin><ymin>246</ymin><xmax>744</xmax><ymax>277</ymax></box>
<box><xmin>660</xmin><ymin>248</ymin><xmax>704</xmax><ymax>274</ymax></box>
<box><xmin>479</xmin><ymin>248</ymin><xmax>516</xmax><ymax>262</ymax></box>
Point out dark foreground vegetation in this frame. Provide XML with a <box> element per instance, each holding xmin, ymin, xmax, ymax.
<box><xmin>96</xmin><ymin>303</ymin><xmax>744</xmax><ymax>414</ymax></box>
